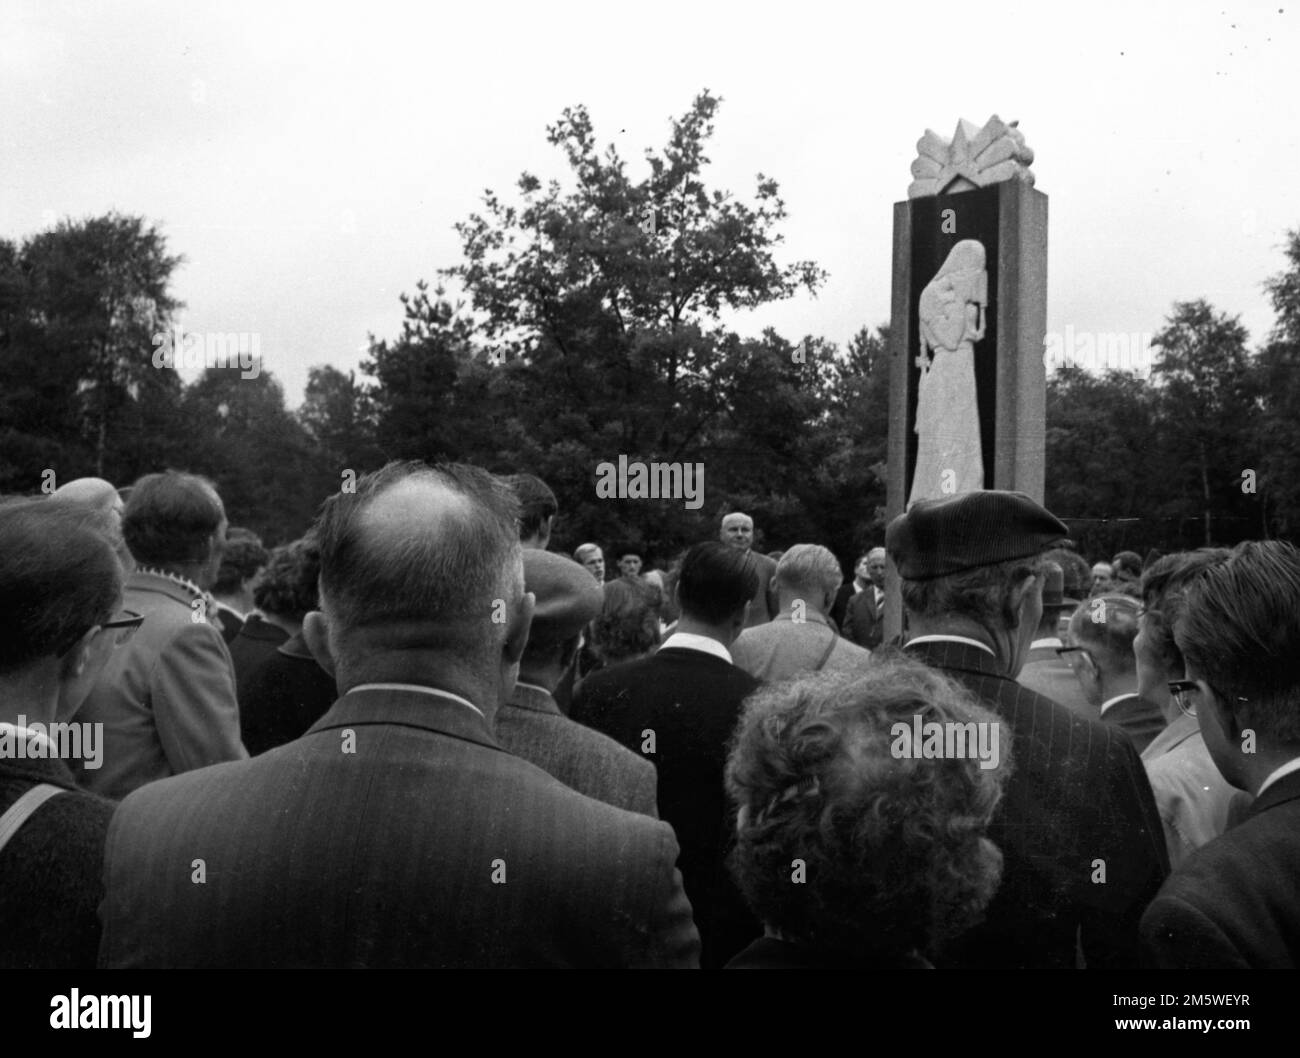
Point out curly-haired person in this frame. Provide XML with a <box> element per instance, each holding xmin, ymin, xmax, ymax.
<box><xmin>725</xmin><ymin>659</ymin><xmax>1009</xmax><ymax>968</ymax></box>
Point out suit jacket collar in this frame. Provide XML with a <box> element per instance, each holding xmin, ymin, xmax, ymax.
<box><xmin>1141</xmin><ymin>711</ymin><xmax>1199</xmax><ymax>760</ymax></box>
<box><xmin>904</xmin><ymin>638</ymin><xmax>1006</xmax><ymax>679</ymax></box>
<box><xmin>509</xmin><ymin>681</ymin><xmax>560</xmax><ymax>716</ymax></box>
<box><xmin>1247</xmin><ymin>769</ymin><xmax>1300</xmax><ymax>819</ymax></box>
<box><xmin>307</xmin><ymin>686</ymin><xmax>500</xmax><ymax>753</ymax></box>
<box><xmin>128</xmin><ymin>568</ymin><xmax>208</xmax><ymax>607</ymax></box>
<box><xmin>653</xmin><ymin>645</ymin><xmax>737</xmax><ymax>669</ymax></box>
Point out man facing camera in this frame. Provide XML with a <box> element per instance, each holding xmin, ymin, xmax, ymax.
<box><xmin>720</xmin><ymin>512</ymin><xmax>778</xmax><ymax>627</ymax></box>
<box><xmin>890</xmin><ymin>490</ymin><xmax>1168</xmax><ymax>968</ymax></box>
<box><xmin>98</xmin><ymin>462</ymin><xmax>699</xmax><ymax>968</ymax></box>
<box><xmin>1141</xmin><ymin>540</ymin><xmax>1300</xmax><ymax>968</ymax></box>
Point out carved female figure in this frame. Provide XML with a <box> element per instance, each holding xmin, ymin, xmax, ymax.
<box><xmin>909</xmin><ymin>239</ymin><xmax>987</xmax><ymax>505</ymax></box>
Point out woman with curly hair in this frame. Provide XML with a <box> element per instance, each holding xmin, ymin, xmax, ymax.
<box><xmin>725</xmin><ymin>658</ymin><xmax>1009</xmax><ymax>968</ymax></box>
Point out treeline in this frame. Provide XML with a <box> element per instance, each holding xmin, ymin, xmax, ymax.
<box><xmin>3</xmin><ymin>92</ymin><xmax>1300</xmax><ymax>563</ymax></box>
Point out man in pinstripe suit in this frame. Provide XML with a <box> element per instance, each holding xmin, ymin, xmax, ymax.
<box><xmin>887</xmin><ymin>490</ymin><xmax>1168</xmax><ymax>969</ymax></box>
<box><xmin>98</xmin><ymin>462</ymin><xmax>699</xmax><ymax>968</ymax></box>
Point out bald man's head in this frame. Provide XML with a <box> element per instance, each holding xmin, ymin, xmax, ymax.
<box><xmin>52</xmin><ymin>477</ymin><xmax>123</xmax><ymax>514</ymax></box>
<box><xmin>720</xmin><ymin>512</ymin><xmax>755</xmax><ymax>552</ymax></box>
<box><xmin>1068</xmin><ymin>593</ymin><xmax>1140</xmax><ymax>677</ymax></box>
<box><xmin>313</xmin><ymin>461</ymin><xmax>523</xmax><ymax>664</ymax></box>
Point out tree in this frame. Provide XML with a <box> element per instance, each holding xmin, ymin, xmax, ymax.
<box><xmin>1254</xmin><ymin>228</ymin><xmax>1300</xmax><ymax>538</ymax></box>
<box><xmin>1148</xmin><ymin>299</ymin><xmax>1258</xmax><ymax>546</ymax></box>
<box><xmin>300</xmin><ymin>364</ymin><xmax>383</xmax><ymax>473</ymax></box>
<box><xmin>364</xmin><ymin>91</ymin><xmax>829</xmax><ymax>558</ymax></box>
<box><xmin>0</xmin><ymin>214</ymin><xmax>184</xmax><ymax>482</ymax></box>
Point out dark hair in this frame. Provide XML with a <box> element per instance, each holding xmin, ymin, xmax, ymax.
<box><xmin>727</xmin><ymin>660</ymin><xmax>1007</xmax><ymax>963</ymax></box>
<box><xmin>253</xmin><ymin>537</ymin><xmax>321</xmax><ymax>621</ymax></box>
<box><xmin>506</xmin><ymin>473</ymin><xmax>557</xmax><ymax>541</ymax></box>
<box><xmin>1176</xmin><ymin>540</ymin><xmax>1300</xmax><ymax>745</ymax></box>
<box><xmin>313</xmin><ymin>461</ymin><xmax>520</xmax><ymax>650</ymax></box>
<box><xmin>1043</xmin><ymin>547</ymin><xmax>1090</xmax><ymax>599</ymax></box>
<box><xmin>1111</xmin><ymin>550</ymin><xmax>1143</xmax><ymax>580</ymax></box>
<box><xmin>122</xmin><ymin>471</ymin><xmax>224</xmax><ymax>566</ymax></box>
<box><xmin>591</xmin><ymin>580</ymin><xmax>661</xmax><ymax>665</ymax></box>
<box><xmin>1138</xmin><ymin>548</ymin><xmax>1230</xmax><ymax>676</ymax></box>
<box><xmin>901</xmin><ymin>555</ymin><xmax>1047</xmax><ymax>632</ymax></box>
<box><xmin>214</xmin><ymin>531</ymin><xmax>269</xmax><ymax>593</ymax></box>
<box><xmin>677</xmin><ymin>541</ymin><xmax>759</xmax><ymax>624</ymax></box>
<box><xmin>0</xmin><ymin>499</ymin><xmax>122</xmax><ymax>673</ymax></box>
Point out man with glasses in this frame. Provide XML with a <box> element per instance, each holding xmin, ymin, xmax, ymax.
<box><xmin>1061</xmin><ymin>593</ymin><xmax>1165</xmax><ymax>752</ymax></box>
<box><xmin>0</xmin><ymin>499</ymin><xmax>134</xmax><ymax>968</ymax></box>
<box><xmin>1134</xmin><ymin>549</ymin><xmax>1242</xmax><ymax>869</ymax></box>
<box><xmin>1141</xmin><ymin>540</ymin><xmax>1300</xmax><ymax>967</ymax></box>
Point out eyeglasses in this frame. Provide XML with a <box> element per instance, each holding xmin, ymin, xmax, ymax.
<box><xmin>100</xmin><ymin>612</ymin><xmax>145</xmax><ymax>647</ymax></box>
<box><xmin>1167</xmin><ymin>679</ymin><xmax>1200</xmax><ymax>717</ymax></box>
<box><xmin>55</xmin><ymin>611</ymin><xmax>143</xmax><ymax>658</ymax></box>
<box><xmin>1167</xmin><ymin>678</ymin><xmax>1250</xmax><ymax>719</ymax></box>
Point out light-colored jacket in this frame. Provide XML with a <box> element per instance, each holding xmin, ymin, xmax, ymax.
<box><xmin>731</xmin><ymin>610</ymin><xmax>873</xmax><ymax>683</ymax></box>
<box><xmin>73</xmin><ymin>570</ymin><xmax>246</xmax><ymax>800</ymax></box>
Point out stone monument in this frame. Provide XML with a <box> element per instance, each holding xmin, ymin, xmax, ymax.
<box><xmin>884</xmin><ymin>115</ymin><xmax>1048</xmax><ymax>638</ymax></box>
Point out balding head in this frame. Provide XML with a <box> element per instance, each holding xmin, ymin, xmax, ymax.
<box><xmin>306</xmin><ymin>461</ymin><xmax>533</xmax><ymax>712</ymax></box>
<box><xmin>49</xmin><ymin>477</ymin><xmax>132</xmax><ymax>572</ymax></box>
<box><xmin>720</xmin><ymin>512</ymin><xmax>755</xmax><ymax>552</ymax></box>
<box><xmin>53</xmin><ymin>477</ymin><xmax>123</xmax><ymax>514</ymax></box>
<box><xmin>1069</xmin><ymin>593</ymin><xmax>1140</xmax><ymax>677</ymax></box>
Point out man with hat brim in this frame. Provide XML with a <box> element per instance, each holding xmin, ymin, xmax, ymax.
<box><xmin>1017</xmin><ymin>560</ymin><xmax>1093</xmax><ymax>719</ymax></box>
<box><xmin>887</xmin><ymin>489</ymin><xmax>1168</xmax><ymax>969</ymax></box>
<box><xmin>495</xmin><ymin>550</ymin><xmax>658</xmax><ymax>817</ymax></box>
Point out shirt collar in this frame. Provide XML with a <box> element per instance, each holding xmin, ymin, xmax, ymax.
<box><xmin>660</xmin><ymin>632</ymin><xmax>732</xmax><ymax>664</ymax></box>
<box><xmin>514</xmin><ymin>680</ymin><xmax>552</xmax><ymax>696</ymax></box>
<box><xmin>1257</xmin><ymin>756</ymin><xmax>1300</xmax><ymax>798</ymax></box>
<box><xmin>904</xmin><ymin>634</ymin><xmax>996</xmax><ymax>658</ymax></box>
<box><xmin>1100</xmin><ymin>692</ymin><xmax>1139</xmax><ymax>716</ymax></box>
<box><xmin>775</xmin><ymin>610</ymin><xmax>830</xmax><ymax>627</ymax></box>
<box><xmin>347</xmin><ymin>683</ymin><xmax>484</xmax><ymax>719</ymax></box>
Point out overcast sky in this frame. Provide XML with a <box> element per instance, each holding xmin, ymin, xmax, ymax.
<box><xmin>2</xmin><ymin>0</ymin><xmax>1295</xmax><ymax>404</ymax></box>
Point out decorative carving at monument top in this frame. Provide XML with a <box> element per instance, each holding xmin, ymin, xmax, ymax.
<box><xmin>908</xmin><ymin>115</ymin><xmax>1034</xmax><ymax>199</ymax></box>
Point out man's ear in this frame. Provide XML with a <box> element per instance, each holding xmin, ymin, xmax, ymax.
<box><xmin>1004</xmin><ymin>574</ymin><xmax>1038</xmax><ymax>630</ymax></box>
<box><xmin>503</xmin><ymin>592</ymin><xmax>535</xmax><ymax>667</ymax></box>
<box><xmin>302</xmin><ymin>611</ymin><xmax>337</xmax><ymax>679</ymax></box>
<box><xmin>60</xmin><ymin>627</ymin><xmax>99</xmax><ymax>681</ymax></box>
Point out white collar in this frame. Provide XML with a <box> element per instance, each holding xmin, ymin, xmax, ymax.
<box><xmin>1031</xmin><ymin>636</ymin><xmax>1062</xmax><ymax>650</ymax></box>
<box><xmin>659</xmin><ymin>632</ymin><xmax>732</xmax><ymax>664</ymax></box>
<box><xmin>348</xmin><ymin>683</ymin><xmax>485</xmax><ymax>719</ymax></box>
<box><xmin>1257</xmin><ymin>756</ymin><xmax>1300</xmax><ymax>797</ymax></box>
<box><xmin>905</xmin><ymin>634</ymin><xmax>996</xmax><ymax>658</ymax></box>
<box><xmin>134</xmin><ymin>566</ymin><xmax>209</xmax><ymax>600</ymax></box>
<box><xmin>1100</xmin><ymin>692</ymin><xmax>1139</xmax><ymax>716</ymax></box>
<box><xmin>513</xmin><ymin>680</ymin><xmax>552</xmax><ymax>696</ymax></box>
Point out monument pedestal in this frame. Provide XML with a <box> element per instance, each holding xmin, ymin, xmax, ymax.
<box><xmin>883</xmin><ymin>154</ymin><xmax>1047</xmax><ymax>641</ymax></box>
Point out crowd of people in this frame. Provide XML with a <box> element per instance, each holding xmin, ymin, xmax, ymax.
<box><xmin>1</xmin><ymin>464</ymin><xmax>1297</xmax><ymax>968</ymax></box>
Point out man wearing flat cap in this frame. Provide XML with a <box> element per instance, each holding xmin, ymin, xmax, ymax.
<box><xmin>888</xmin><ymin>490</ymin><xmax>1168</xmax><ymax>969</ymax></box>
<box><xmin>495</xmin><ymin>550</ymin><xmax>658</xmax><ymax>817</ymax></box>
